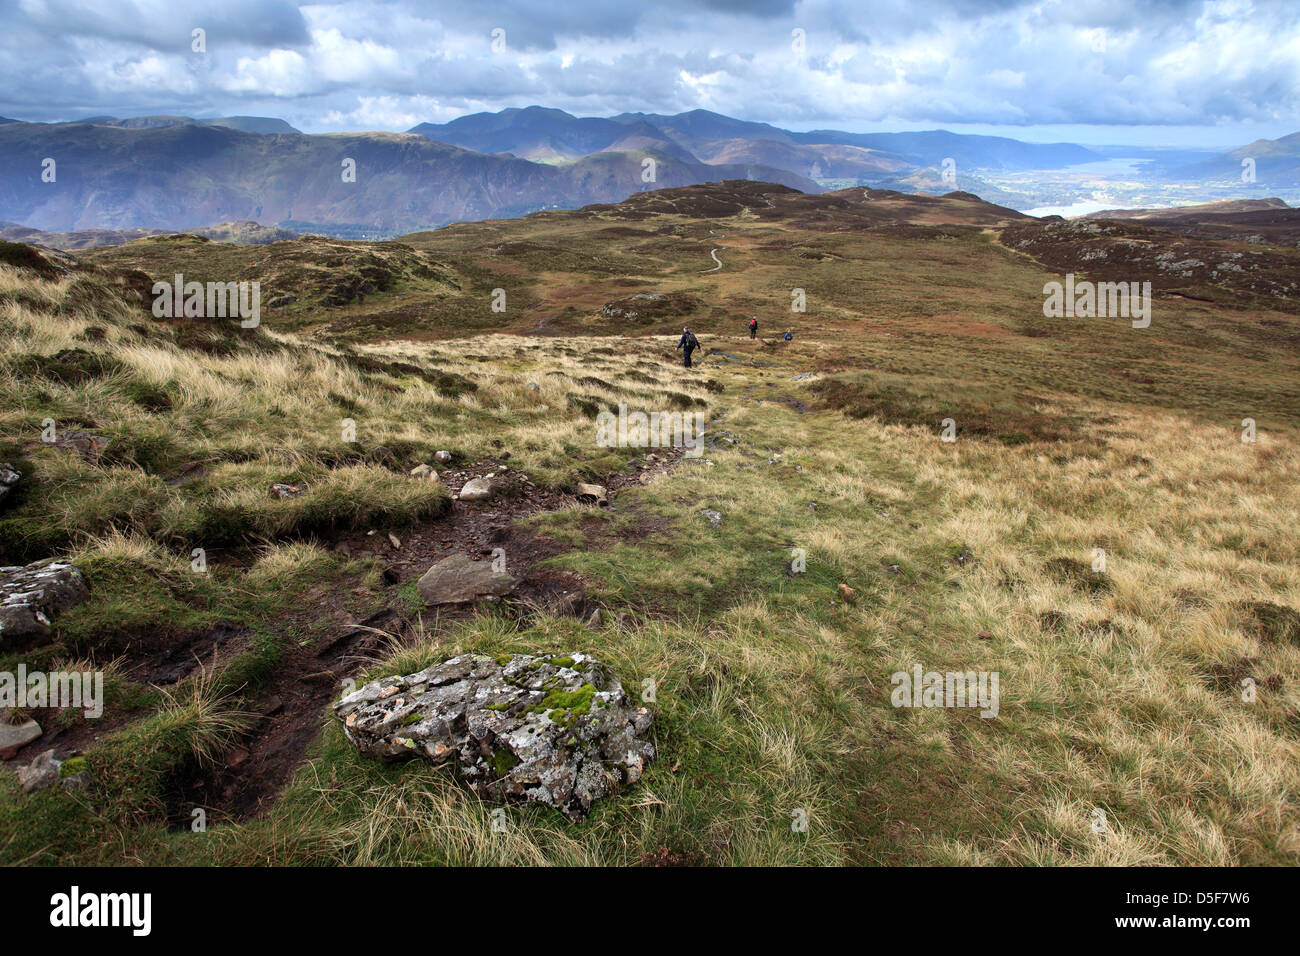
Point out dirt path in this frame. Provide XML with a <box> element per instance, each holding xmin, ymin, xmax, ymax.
<box><xmin>699</xmin><ymin>248</ymin><xmax>724</xmax><ymax>273</ymax></box>
<box><xmin>158</xmin><ymin>449</ymin><xmax>688</xmax><ymax>824</ymax></box>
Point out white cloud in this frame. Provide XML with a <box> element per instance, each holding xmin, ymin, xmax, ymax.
<box><xmin>0</xmin><ymin>0</ymin><xmax>1295</xmax><ymax>138</ymax></box>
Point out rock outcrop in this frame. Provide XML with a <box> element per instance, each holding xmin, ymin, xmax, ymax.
<box><xmin>416</xmin><ymin>554</ymin><xmax>516</xmax><ymax>605</ymax></box>
<box><xmin>0</xmin><ymin>561</ymin><xmax>89</xmax><ymax>646</ymax></box>
<box><xmin>334</xmin><ymin>652</ymin><xmax>655</xmax><ymax>819</ymax></box>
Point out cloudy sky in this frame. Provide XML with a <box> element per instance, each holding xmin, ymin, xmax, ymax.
<box><xmin>1</xmin><ymin>0</ymin><xmax>1297</xmax><ymax>147</ymax></box>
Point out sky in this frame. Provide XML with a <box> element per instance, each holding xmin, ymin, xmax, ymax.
<box><xmin>1</xmin><ymin>0</ymin><xmax>1297</xmax><ymax>148</ymax></box>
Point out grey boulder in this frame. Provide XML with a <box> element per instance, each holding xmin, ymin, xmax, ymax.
<box><xmin>458</xmin><ymin>477</ymin><xmax>494</xmax><ymax>501</ymax></box>
<box><xmin>0</xmin><ymin>719</ymin><xmax>42</xmax><ymax>760</ymax></box>
<box><xmin>0</xmin><ymin>561</ymin><xmax>89</xmax><ymax>646</ymax></box>
<box><xmin>417</xmin><ymin>554</ymin><xmax>516</xmax><ymax>605</ymax></box>
<box><xmin>17</xmin><ymin>749</ymin><xmax>60</xmax><ymax>792</ymax></box>
<box><xmin>334</xmin><ymin>652</ymin><xmax>655</xmax><ymax>820</ymax></box>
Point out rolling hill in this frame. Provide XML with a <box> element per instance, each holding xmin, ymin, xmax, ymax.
<box><xmin>3</xmin><ymin>177</ymin><xmax>1297</xmax><ymax>866</ymax></box>
<box><xmin>1082</xmin><ymin>198</ymin><xmax>1300</xmax><ymax>246</ymax></box>
<box><xmin>0</xmin><ymin>219</ymin><xmax>299</xmax><ymax>250</ymax></box>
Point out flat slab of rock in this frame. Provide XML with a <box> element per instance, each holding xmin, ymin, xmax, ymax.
<box><xmin>417</xmin><ymin>554</ymin><xmax>516</xmax><ymax>605</ymax></box>
<box><xmin>575</xmin><ymin>482</ymin><xmax>608</xmax><ymax>505</ymax></box>
<box><xmin>334</xmin><ymin>652</ymin><xmax>655</xmax><ymax>820</ymax></box>
<box><xmin>0</xmin><ymin>561</ymin><xmax>89</xmax><ymax>646</ymax></box>
<box><xmin>0</xmin><ymin>719</ymin><xmax>41</xmax><ymax>759</ymax></box>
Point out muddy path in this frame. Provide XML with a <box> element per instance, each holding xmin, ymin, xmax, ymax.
<box><xmin>158</xmin><ymin>448</ymin><xmax>688</xmax><ymax>824</ymax></box>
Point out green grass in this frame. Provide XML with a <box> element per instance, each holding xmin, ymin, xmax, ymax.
<box><xmin>2</xmin><ymin>187</ymin><xmax>1298</xmax><ymax>867</ymax></box>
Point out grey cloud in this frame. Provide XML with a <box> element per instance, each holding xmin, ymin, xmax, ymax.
<box><xmin>0</xmin><ymin>0</ymin><xmax>1294</xmax><ymax>132</ymax></box>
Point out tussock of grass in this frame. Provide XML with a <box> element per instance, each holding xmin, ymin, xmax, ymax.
<box><xmin>88</xmin><ymin>670</ymin><xmax>254</xmax><ymax>819</ymax></box>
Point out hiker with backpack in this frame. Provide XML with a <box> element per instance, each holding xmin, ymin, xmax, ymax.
<box><xmin>677</xmin><ymin>326</ymin><xmax>700</xmax><ymax>367</ymax></box>
<box><xmin>749</xmin><ymin>316</ymin><xmax>758</xmax><ymax>339</ymax></box>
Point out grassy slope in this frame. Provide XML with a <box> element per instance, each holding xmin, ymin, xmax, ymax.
<box><xmin>2</xmin><ymin>187</ymin><xmax>1298</xmax><ymax>865</ymax></box>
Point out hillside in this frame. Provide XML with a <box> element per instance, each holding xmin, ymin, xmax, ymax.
<box><xmin>0</xmin><ymin>220</ymin><xmax>300</xmax><ymax>250</ymax></box>
<box><xmin>64</xmin><ymin>115</ymin><xmax>303</xmax><ymax>134</ymax></box>
<box><xmin>79</xmin><ymin>182</ymin><xmax>1032</xmax><ymax>342</ymax></box>
<box><xmin>0</xmin><ymin>121</ymin><xmax>816</xmax><ymax>235</ymax></box>
<box><xmin>1080</xmin><ymin>199</ymin><xmax>1300</xmax><ymax>246</ymax></box>
<box><xmin>2</xmin><ymin>179</ymin><xmax>1298</xmax><ymax>868</ymax></box>
<box><xmin>1172</xmin><ymin>131</ymin><xmax>1300</xmax><ymax>186</ymax></box>
<box><xmin>1083</xmin><ymin>198</ymin><xmax>1291</xmax><ymax>219</ymax></box>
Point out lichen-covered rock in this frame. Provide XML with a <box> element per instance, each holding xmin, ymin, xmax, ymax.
<box><xmin>0</xmin><ymin>561</ymin><xmax>89</xmax><ymax>646</ymax></box>
<box><xmin>334</xmin><ymin>652</ymin><xmax>655</xmax><ymax>820</ymax></box>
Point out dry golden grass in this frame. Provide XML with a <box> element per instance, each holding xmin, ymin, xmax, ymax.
<box><xmin>3</xmin><ymin>234</ymin><xmax>1297</xmax><ymax>866</ymax></box>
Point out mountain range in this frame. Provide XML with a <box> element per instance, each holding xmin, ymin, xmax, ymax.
<box><xmin>0</xmin><ymin>106</ymin><xmax>1296</xmax><ymax>238</ymax></box>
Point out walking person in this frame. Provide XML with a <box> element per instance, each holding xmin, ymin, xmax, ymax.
<box><xmin>749</xmin><ymin>316</ymin><xmax>758</xmax><ymax>339</ymax></box>
<box><xmin>677</xmin><ymin>326</ymin><xmax>700</xmax><ymax>368</ymax></box>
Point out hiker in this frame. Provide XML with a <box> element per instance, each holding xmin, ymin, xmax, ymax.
<box><xmin>749</xmin><ymin>316</ymin><xmax>758</xmax><ymax>339</ymax></box>
<box><xmin>677</xmin><ymin>326</ymin><xmax>700</xmax><ymax>367</ymax></box>
<box><xmin>783</xmin><ymin>329</ymin><xmax>793</xmax><ymax>342</ymax></box>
